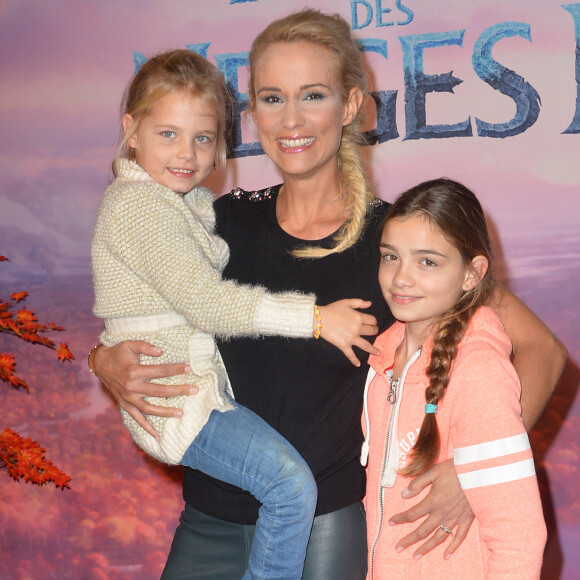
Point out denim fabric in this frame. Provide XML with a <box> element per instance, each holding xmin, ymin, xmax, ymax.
<box><xmin>177</xmin><ymin>401</ymin><xmax>317</xmax><ymax>579</ymax></box>
<box><xmin>161</xmin><ymin>501</ymin><xmax>367</xmax><ymax>580</ymax></box>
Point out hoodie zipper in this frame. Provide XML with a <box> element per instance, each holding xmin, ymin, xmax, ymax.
<box><xmin>369</xmin><ymin>346</ymin><xmax>422</xmax><ymax>580</ymax></box>
<box><xmin>387</xmin><ymin>377</ymin><xmax>399</xmax><ymax>404</ymax></box>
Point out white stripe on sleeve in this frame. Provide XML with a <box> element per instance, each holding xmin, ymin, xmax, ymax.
<box><xmin>457</xmin><ymin>458</ymin><xmax>536</xmax><ymax>490</ymax></box>
<box><xmin>454</xmin><ymin>433</ymin><xmax>530</xmax><ymax>466</ymax></box>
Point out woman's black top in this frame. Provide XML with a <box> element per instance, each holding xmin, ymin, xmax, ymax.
<box><xmin>183</xmin><ymin>185</ymin><xmax>394</xmax><ymax>524</ymax></box>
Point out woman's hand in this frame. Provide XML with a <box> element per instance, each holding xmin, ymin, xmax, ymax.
<box><xmin>93</xmin><ymin>341</ymin><xmax>196</xmax><ymax>439</ymax></box>
<box><xmin>388</xmin><ymin>458</ymin><xmax>474</xmax><ymax>559</ymax></box>
<box><xmin>318</xmin><ymin>299</ymin><xmax>380</xmax><ymax>366</ymax></box>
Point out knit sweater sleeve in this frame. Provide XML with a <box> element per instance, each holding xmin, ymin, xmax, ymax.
<box><xmin>99</xmin><ymin>182</ymin><xmax>315</xmax><ymax>338</ymax></box>
<box><xmin>447</xmin><ymin>310</ymin><xmax>546</xmax><ymax>578</ymax></box>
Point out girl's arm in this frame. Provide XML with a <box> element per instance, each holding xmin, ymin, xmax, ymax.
<box><xmin>447</xmin><ymin>336</ymin><xmax>547</xmax><ymax>576</ymax></box>
<box><xmin>92</xmin><ymin>300</ymin><xmax>381</xmax><ymax>437</ymax></box>
<box><xmin>99</xmin><ymin>186</ymin><xmax>315</xmax><ymax>339</ymax></box>
<box><xmin>388</xmin><ymin>291</ymin><xmax>565</xmax><ymax>558</ymax></box>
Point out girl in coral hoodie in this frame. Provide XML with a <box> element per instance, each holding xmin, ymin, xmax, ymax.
<box><xmin>362</xmin><ymin>178</ymin><xmax>547</xmax><ymax>579</ymax></box>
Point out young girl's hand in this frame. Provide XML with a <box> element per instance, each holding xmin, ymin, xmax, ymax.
<box><xmin>318</xmin><ymin>299</ymin><xmax>380</xmax><ymax>367</ymax></box>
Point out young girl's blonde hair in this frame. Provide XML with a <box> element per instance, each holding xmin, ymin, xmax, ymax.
<box><xmin>248</xmin><ymin>9</ymin><xmax>373</xmax><ymax>258</ymax></box>
<box><xmin>113</xmin><ymin>49</ymin><xmax>229</xmax><ymax>177</ymax></box>
<box><xmin>385</xmin><ymin>179</ymin><xmax>496</xmax><ymax>477</ymax></box>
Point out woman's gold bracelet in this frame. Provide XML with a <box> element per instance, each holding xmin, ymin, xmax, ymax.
<box><xmin>87</xmin><ymin>344</ymin><xmax>103</xmax><ymax>376</ymax></box>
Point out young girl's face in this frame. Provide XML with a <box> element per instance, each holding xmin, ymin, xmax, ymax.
<box><xmin>379</xmin><ymin>214</ymin><xmax>473</xmax><ymax>337</ymax></box>
<box><xmin>123</xmin><ymin>91</ymin><xmax>218</xmax><ymax>194</ymax></box>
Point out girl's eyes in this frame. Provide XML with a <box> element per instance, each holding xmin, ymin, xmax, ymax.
<box><xmin>159</xmin><ymin>132</ymin><xmax>212</xmax><ymax>143</ymax></box>
<box><xmin>380</xmin><ymin>254</ymin><xmax>438</xmax><ymax>267</ymax></box>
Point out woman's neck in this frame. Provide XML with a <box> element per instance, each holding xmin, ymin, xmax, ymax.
<box><xmin>276</xmin><ymin>168</ymin><xmax>350</xmax><ymax>240</ymax></box>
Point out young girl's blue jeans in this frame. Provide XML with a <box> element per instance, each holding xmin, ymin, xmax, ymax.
<box><xmin>181</xmin><ymin>399</ymin><xmax>317</xmax><ymax>580</ymax></box>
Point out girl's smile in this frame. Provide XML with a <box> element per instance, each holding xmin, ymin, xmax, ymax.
<box><xmin>389</xmin><ymin>293</ymin><xmax>422</xmax><ymax>305</ymax></box>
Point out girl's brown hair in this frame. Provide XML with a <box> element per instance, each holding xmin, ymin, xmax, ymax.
<box><xmin>386</xmin><ymin>178</ymin><xmax>496</xmax><ymax>477</ymax></box>
<box><xmin>248</xmin><ymin>9</ymin><xmax>373</xmax><ymax>258</ymax></box>
<box><xmin>113</xmin><ymin>49</ymin><xmax>229</xmax><ymax>177</ymax></box>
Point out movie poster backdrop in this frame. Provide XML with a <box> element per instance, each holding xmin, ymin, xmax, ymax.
<box><xmin>1</xmin><ymin>1</ymin><xmax>579</xmax><ymax>578</ymax></box>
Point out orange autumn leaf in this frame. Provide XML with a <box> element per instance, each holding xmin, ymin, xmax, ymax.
<box><xmin>11</xmin><ymin>291</ymin><xmax>28</xmax><ymax>302</ymax></box>
<box><xmin>16</xmin><ymin>308</ymin><xmax>38</xmax><ymax>325</ymax></box>
<box><xmin>0</xmin><ymin>352</ymin><xmax>29</xmax><ymax>391</ymax></box>
<box><xmin>47</xmin><ymin>467</ymin><xmax>73</xmax><ymax>490</ymax></box>
<box><xmin>0</xmin><ymin>352</ymin><xmax>17</xmax><ymax>375</ymax></box>
<box><xmin>56</xmin><ymin>343</ymin><xmax>75</xmax><ymax>362</ymax></box>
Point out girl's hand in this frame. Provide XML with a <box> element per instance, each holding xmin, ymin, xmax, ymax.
<box><xmin>387</xmin><ymin>458</ymin><xmax>474</xmax><ymax>559</ymax></box>
<box><xmin>93</xmin><ymin>341</ymin><xmax>197</xmax><ymax>440</ymax></box>
<box><xmin>318</xmin><ymin>299</ymin><xmax>380</xmax><ymax>367</ymax></box>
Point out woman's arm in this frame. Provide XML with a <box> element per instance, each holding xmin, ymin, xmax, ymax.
<box><xmin>492</xmin><ymin>285</ymin><xmax>567</xmax><ymax>429</ymax></box>
<box><xmin>388</xmin><ymin>290</ymin><xmax>566</xmax><ymax>558</ymax></box>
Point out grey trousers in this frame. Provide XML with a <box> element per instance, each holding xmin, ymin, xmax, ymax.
<box><xmin>161</xmin><ymin>501</ymin><xmax>368</xmax><ymax>579</ymax></box>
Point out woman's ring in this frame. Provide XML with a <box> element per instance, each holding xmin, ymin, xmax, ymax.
<box><xmin>439</xmin><ymin>523</ymin><xmax>453</xmax><ymax>534</ymax></box>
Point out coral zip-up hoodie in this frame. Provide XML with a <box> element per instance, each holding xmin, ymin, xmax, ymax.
<box><xmin>361</xmin><ymin>307</ymin><xmax>546</xmax><ymax>579</ymax></box>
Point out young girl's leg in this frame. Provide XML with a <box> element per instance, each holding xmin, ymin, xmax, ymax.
<box><xmin>180</xmin><ymin>401</ymin><xmax>317</xmax><ymax>580</ymax></box>
<box><xmin>244</xmin><ymin>501</ymin><xmax>368</xmax><ymax>580</ymax></box>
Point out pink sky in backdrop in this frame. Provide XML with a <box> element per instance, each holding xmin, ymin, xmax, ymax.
<box><xmin>1</xmin><ymin>0</ymin><xmax>578</xmax><ymax>274</ymax></box>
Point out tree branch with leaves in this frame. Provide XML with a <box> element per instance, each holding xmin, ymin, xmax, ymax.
<box><xmin>0</xmin><ymin>255</ymin><xmax>73</xmax><ymax>489</ymax></box>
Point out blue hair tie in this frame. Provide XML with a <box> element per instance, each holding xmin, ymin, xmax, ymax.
<box><xmin>425</xmin><ymin>404</ymin><xmax>437</xmax><ymax>414</ymax></box>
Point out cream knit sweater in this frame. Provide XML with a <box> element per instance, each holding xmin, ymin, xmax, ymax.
<box><xmin>91</xmin><ymin>160</ymin><xmax>315</xmax><ymax>464</ymax></box>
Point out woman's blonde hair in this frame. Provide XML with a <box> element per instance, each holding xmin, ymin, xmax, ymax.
<box><xmin>113</xmin><ymin>49</ymin><xmax>229</xmax><ymax>177</ymax></box>
<box><xmin>384</xmin><ymin>179</ymin><xmax>496</xmax><ymax>477</ymax></box>
<box><xmin>248</xmin><ymin>9</ymin><xmax>373</xmax><ymax>258</ymax></box>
